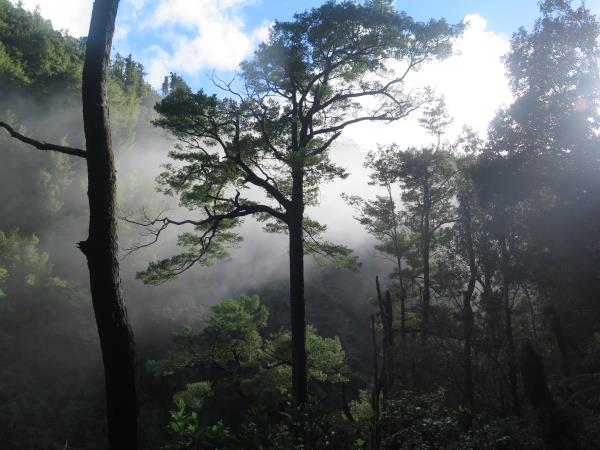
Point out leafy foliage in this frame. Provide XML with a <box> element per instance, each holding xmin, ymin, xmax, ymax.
<box><xmin>135</xmin><ymin>0</ymin><xmax>458</xmax><ymax>283</ymax></box>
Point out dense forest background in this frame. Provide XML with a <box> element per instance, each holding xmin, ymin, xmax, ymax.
<box><xmin>2</xmin><ymin>0</ymin><xmax>600</xmax><ymax>449</ymax></box>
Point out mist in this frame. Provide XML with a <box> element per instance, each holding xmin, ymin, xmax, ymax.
<box><xmin>4</xmin><ymin>1</ymin><xmax>600</xmax><ymax>449</ymax></box>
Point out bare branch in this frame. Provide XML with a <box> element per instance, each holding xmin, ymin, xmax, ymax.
<box><xmin>0</xmin><ymin>121</ymin><xmax>87</xmax><ymax>158</ymax></box>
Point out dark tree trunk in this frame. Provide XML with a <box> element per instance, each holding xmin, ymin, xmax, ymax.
<box><xmin>481</xmin><ymin>254</ymin><xmax>497</xmax><ymax>341</ymax></box>
<box><xmin>388</xmin><ymin>184</ymin><xmax>406</xmax><ymax>383</ymax></box>
<box><xmin>422</xmin><ymin>179</ymin><xmax>431</xmax><ymax>337</ymax></box>
<box><xmin>341</xmin><ymin>385</ymin><xmax>356</xmax><ymax>424</ymax></box>
<box><xmin>80</xmin><ymin>0</ymin><xmax>138</xmax><ymax>447</ymax></box>
<box><xmin>422</xmin><ymin>222</ymin><xmax>431</xmax><ymax>336</ymax></box>
<box><xmin>545</xmin><ymin>305</ymin><xmax>572</xmax><ymax>377</ymax></box>
<box><xmin>500</xmin><ymin>238</ymin><xmax>520</xmax><ymax>417</ymax></box>
<box><xmin>384</xmin><ymin>290</ymin><xmax>394</xmax><ymax>393</ymax></box>
<box><xmin>370</xmin><ymin>314</ymin><xmax>381</xmax><ymax>450</ymax></box>
<box><xmin>375</xmin><ymin>277</ymin><xmax>394</xmax><ymax>403</ymax></box>
<box><xmin>521</xmin><ymin>284</ymin><xmax>539</xmax><ymax>340</ymax></box>
<box><xmin>399</xmin><ymin>286</ymin><xmax>407</xmax><ymax>384</ymax></box>
<box><xmin>463</xmin><ymin>297</ymin><xmax>474</xmax><ymax>407</ymax></box>
<box><xmin>521</xmin><ymin>343</ymin><xmax>579</xmax><ymax>450</ymax></box>
<box><xmin>289</xmin><ymin>169</ymin><xmax>307</xmax><ymax>405</ymax></box>
<box><xmin>460</xmin><ymin>195</ymin><xmax>476</xmax><ymax>412</ymax></box>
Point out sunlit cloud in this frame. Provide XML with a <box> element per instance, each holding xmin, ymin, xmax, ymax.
<box><xmin>318</xmin><ymin>14</ymin><xmax>513</xmax><ymax>242</ymax></box>
<box><xmin>143</xmin><ymin>0</ymin><xmax>268</xmax><ymax>86</ymax></box>
<box><xmin>344</xmin><ymin>14</ymin><xmax>512</xmax><ymax>149</ymax></box>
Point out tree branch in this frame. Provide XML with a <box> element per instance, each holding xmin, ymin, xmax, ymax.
<box><xmin>0</xmin><ymin>121</ymin><xmax>87</xmax><ymax>158</ymax></box>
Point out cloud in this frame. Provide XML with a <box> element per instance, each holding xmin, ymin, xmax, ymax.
<box><xmin>317</xmin><ymin>14</ymin><xmax>513</xmax><ymax>241</ymax></box>
<box><xmin>128</xmin><ymin>0</ymin><xmax>148</xmax><ymax>9</ymax></box>
<box><xmin>344</xmin><ymin>14</ymin><xmax>512</xmax><ymax>148</ymax></box>
<box><xmin>143</xmin><ymin>0</ymin><xmax>267</xmax><ymax>86</ymax></box>
<box><xmin>14</xmin><ymin>0</ymin><xmax>93</xmax><ymax>37</ymax></box>
<box><xmin>114</xmin><ymin>25</ymin><xmax>130</xmax><ymax>42</ymax></box>
<box><xmin>428</xmin><ymin>14</ymin><xmax>512</xmax><ymax>135</ymax></box>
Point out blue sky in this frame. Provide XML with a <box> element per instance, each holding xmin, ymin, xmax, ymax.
<box><xmin>110</xmin><ymin>0</ymin><xmax>546</xmax><ymax>90</ymax></box>
<box><xmin>18</xmin><ymin>0</ymin><xmax>600</xmax><ymax>92</ymax></box>
<box><xmin>13</xmin><ymin>0</ymin><xmax>600</xmax><ymax>134</ymax></box>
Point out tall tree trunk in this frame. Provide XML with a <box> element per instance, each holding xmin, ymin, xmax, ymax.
<box><xmin>421</xmin><ymin>178</ymin><xmax>431</xmax><ymax>337</ymax></box>
<box><xmin>545</xmin><ymin>305</ymin><xmax>572</xmax><ymax>377</ymax></box>
<box><xmin>399</xmin><ymin>286</ymin><xmax>407</xmax><ymax>383</ymax></box>
<box><xmin>384</xmin><ymin>290</ymin><xmax>394</xmax><ymax>394</ymax></box>
<box><xmin>500</xmin><ymin>238</ymin><xmax>520</xmax><ymax>417</ymax></box>
<box><xmin>386</xmin><ymin>183</ymin><xmax>406</xmax><ymax>383</ymax></box>
<box><xmin>460</xmin><ymin>195</ymin><xmax>476</xmax><ymax>412</ymax></box>
<box><xmin>80</xmin><ymin>0</ymin><xmax>138</xmax><ymax>447</ymax></box>
<box><xmin>521</xmin><ymin>343</ymin><xmax>579</xmax><ymax>450</ymax></box>
<box><xmin>370</xmin><ymin>314</ymin><xmax>381</xmax><ymax>450</ymax></box>
<box><xmin>289</xmin><ymin>169</ymin><xmax>307</xmax><ymax>405</ymax></box>
<box><xmin>481</xmin><ymin>253</ymin><xmax>497</xmax><ymax>341</ymax></box>
<box><xmin>522</xmin><ymin>284</ymin><xmax>539</xmax><ymax>341</ymax></box>
<box><xmin>375</xmin><ymin>277</ymin><xmax>394</xmax><ymax>403</ymax></box>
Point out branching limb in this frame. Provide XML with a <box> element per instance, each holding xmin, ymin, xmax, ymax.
<box><xmin>0</xmin><ymin>121</ymin><xmax>87</xmax><ymax>158</ymax></box>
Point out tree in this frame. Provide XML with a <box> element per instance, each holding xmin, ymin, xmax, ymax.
<box><xmin>394</xmin><ymin>99</ymin><xmax>456</xmax><ymax>336</ymax></box>
<box><xmin>360</xmin><ymin>99</ymin><xmax>456</xmax><ymax>337</ymax></box>
<box><xmin>147</xmin><ymin>295</ymin><xmax>350</xmax><ymax>447</ymax></box>
<box><xmin>0</xmin><ymin>0</ymin><xmax>138</xmax><ymax>448</ymax></box>
<box><xmin>475</xmin><ymin>0</ymin><xmax>600</xmax><ymax>306</ymax></box>
<box><xmin>449</xmin><ymin>137</ymin><xmax>483</xmax><ymax>415</ymax></box>
<box><xmin>472</xmin><ymin>0</ymin><xmax>600</xmax><ymax>416</ymax></box>
<box><xmin>132</xmin><ymin>0</ymin><xmax>458</xmax><ymax>405</ymax></box>
<box><xmin>0</xmin><ymin>0</ymin><xmax>84</xmax><ymax>92</ymax></box>
<box><xmin>344</xmin><ymin>146</ymin><xmax>417</xmax><ymax>355</ymax></box>
<box><xmin>0</xmin><ymin>229</ymin><xmax>105</xmax><ymax>448</ymax></box>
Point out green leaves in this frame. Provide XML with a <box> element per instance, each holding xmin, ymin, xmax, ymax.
<box><xmin>137</xmin><ymin>230</ymin><xmax>241</xmax><ymax>285</ymax></box>
<box><xmin>173</xmin><ymin>382</ymin><xmax>213</xmax><ymax>411</ymax></box>
<box><xmin>166</xmin><ymin>395</ymin><xmax>235</xmax><ymax>449</ymax></box>
<box><xmin>0</xmin><ymin>0</ymin><xmax>84</xmax><ymax>92</ymax></box>
<box><xmin>142</xmin><ymin>0</ymin><xmax>458</xmax><ymax>282</ymax></box>
<box><xmin>302</xmin><ymin>217</ymin><xmax>360</xmax><ymax>270</ymax></box>
<box><xmin>148</xmin><ymin>295</ymin><xmax>350</xmax><ymax>401</ymax></box>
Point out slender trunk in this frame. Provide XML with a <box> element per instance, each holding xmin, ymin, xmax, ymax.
<box><xmin>422</xmin><ymin>223</ymin><xmax>431</xmax><ymax>335</ymax></box>
<box><xmin>461</xmin><ymin>195</ymin><xmax>476</xmax><ymax>412</ymax></box>
<box><xmin>289</xmin><ymin>169</ymin><xmax>307</xmax><ymax>405</ymax></box>
<box><xmin>399</xmin><ymin>287</ymin><xmax>407</xmax><ymax>383</ymax></box>
<box><xmin>545</xmin><ymin>305</ymin><xmax>571</xmax><ymax>377</ymax></box>
<box><xmin>500</xmin><ymin>238</ymin><xmax>520</xmax><ymax>417</ymax></box>
<box><xmin>521</xmin><ymin>343</ymin><xmax>579</xmax><ymax>450</ymax></box>
<box><xmin>422</xmin><ymin>180</ymin><xmax>431</xmax><ymax>337</ymax></box>
<box><xmin>384</xmin><ymin>290</ymin><xmax>394</xmax><ymax>392</ymax></box>
<box><xmin>375</xmin><ymin>277</ymin><xmax>394</xmax><ymax>403</ymax></box>
<box><xmin>463</xmin><ymin>300</ymin><xmax>474</xmax><ymax>405</ymax></box>
<box><xmin>341</xmin><ymin>385</ymin><xmax>356</xmax><ymax>424</ymax></box>
<box><xmin>370</xmin><ymin>314</ymin><xmax>381</xmax><ymax>450</ymax></box>
<box><xmin>386</xmin><ymin>183</ymin><xmax>406</xmax><ymax>382</ymax></box>
<box><xmin>521</xmin><ymin>284</ymin><xmax>539</xmax><ymax>341</ymax></box>
<box><xmin>481</xmin><ymin>254</ymin><xmax>496</xmax><ymax>341</ymax></box>
<box><xmin>79</xmin><ymin>1</ymin><xmax>138</xmax><ymax>447</ymax></box>
<box><xmin>463</xmin><ymin>205</ymin><xmax>477</xmax><ymax>425</ymax></box>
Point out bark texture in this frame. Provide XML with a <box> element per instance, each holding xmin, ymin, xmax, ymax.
<box><xmin>289</xmin><ymin>169</ymin><xmax>307</xmax><ymax>405</ymax></box>
<box><xmin>80</xmin><ymin>0</ymin><xmax>138</xmax><ymax>447</ymax></box>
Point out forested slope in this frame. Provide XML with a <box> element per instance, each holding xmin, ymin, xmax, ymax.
<box><xmin>2</xmin><ymin>1</ymin><xmax>600</xmax><ymax>449</ymax></box>
<box><xmin>0</xmin><ymin>2</ymin><xmax>376</xmax><ymax>448</ymax></box>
